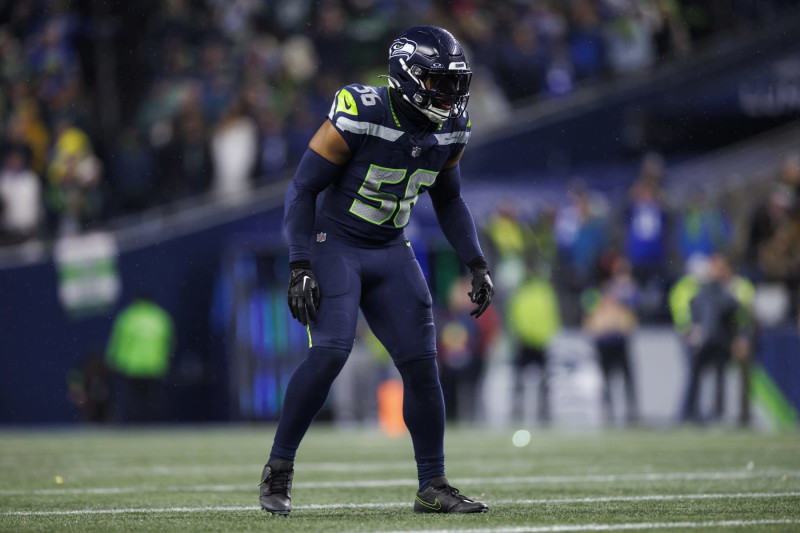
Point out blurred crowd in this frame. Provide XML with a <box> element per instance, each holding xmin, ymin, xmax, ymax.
<box><xmin>440</xmin><ymin>150</ymin><xmax>800</xmax><ymax>426</ymax></box>
<box><xmin>1</xmin><ymin>0</ymin><xmax>796</xmax><ymax>245</ymax></box>
<box><xmin>326</xmin><ymin>150</ymin><xmax>800</xmax><ymax>429</ymax></box>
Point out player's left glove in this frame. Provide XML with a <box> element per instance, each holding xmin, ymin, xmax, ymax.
<box><xmin>467</xmin><ymin>258</ymin><xmax>494</xmax><ymax>319</ymax></box>
<box><xmin>287</xmin><ymin>260</ymin><xmax>320</xmax><ymax>326</ymax></box>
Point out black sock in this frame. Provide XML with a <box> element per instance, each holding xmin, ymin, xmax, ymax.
<box><xmin>269</xmin><ymin>346</ymin><xmax>350</xmax><ymax>462</ymax></box>
<box><xmin>396</xmin><ymin>357</ymin><xmax>446</xmax><ymax>490</ymax></box>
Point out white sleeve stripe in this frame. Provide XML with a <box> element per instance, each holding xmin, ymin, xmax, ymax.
<box><xmin>434</xmin><ymin>130</ymin><xmax>471</xmax><ymax>145</ymax></box>
<box><xmin>334</xmin><ymin>117</ymin><xmax>404</xmax><ymax>142</ymax></box>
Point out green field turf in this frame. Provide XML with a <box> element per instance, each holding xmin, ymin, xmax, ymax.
<box><xmin>1</xmin><ymin>425</ymin><xmax>798</xmax><ymax>532</ymax></box>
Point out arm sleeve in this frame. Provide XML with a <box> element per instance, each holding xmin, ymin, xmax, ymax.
<box><xmin>284</xmin><ymin>147</ymin><xmax>342</xmax><ymax>262</ymax></box>
<box><xmin>427</xmin><ymin>163</ymin><xmax>484</xmax><ymax>266</ymax></box>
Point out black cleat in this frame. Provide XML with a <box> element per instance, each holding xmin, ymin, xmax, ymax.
<box><xmin>413</xmin><ymin>476</ymin><xmax>488</xmax><ymax>514</ymax></box>
<box><xmin>259</xmin><ymin>459</ymin><xmax>294</xmax><ymax>516</ymax></box>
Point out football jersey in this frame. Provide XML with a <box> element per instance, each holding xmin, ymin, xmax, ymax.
<box><xmin>317</xmin><ymin>84</ymin><xmax>471</xmax><ymax>244</ymax></box>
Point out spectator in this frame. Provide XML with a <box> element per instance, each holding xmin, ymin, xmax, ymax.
<box><xmin>210</xmin><ymin>97</ymin><xmax>258</xmax><ymax>202</ymax></box>
<box><xmin>669</xmin><ymin>254</ymin><xmax>709</xmax><ymax>340</ymax></box>
<box><xmin>255</xmin><ymin>110</ymin><xmax>289</xmax><ymax>180</ymax></box>
<box><xmin>603</xmin><ymin>3</ymin><xmax>656</xmax><ymax>75</ymax></box>
<box><xmin>745</xmin><ymin>185</ymin><xmax>793</xmax><ymax>277</ymax></box>
<box><xmin>568</xmin><ymin>0</ymin><xmax>607</xmax><ymax>80</ymax></box>
<box><xmin>680</xmin><ymin>253</ymin><xmax>752</xmax><ymax>424</ymax></box>
<box><xmin>106</xmin><ymin>293</ymin><xmax>175</xmax><ymax>424</ymax></box>
<box><xmin>494</xmin><ymin>23</ymin><xmax>548</xmax><ymax>102</ymax></box>
<box><xmin>777</xmin><ymin>153</ymin><xmax>800</xmax><ymax>215</ymax></box>
<box><xmin>554</xmin><ymin>184</ymin><xmax>609</xmax><ymax>323</ymax></box>
<box><xmin>650</xmin><ymin>0</ymin><xmax>692</xmax><ymax>60</ymax></box>
<box><xmin>623</xmin><ymin>164</ymin><xmax>670</xmax><ymax>320</ymax></box>
<box><xmin>677</xmin><ymin>191</ymin><xmax>733</xmax><ymax>262</ymax></box>
<box><xmin>484</xmin><ymin>202</ymin><xmax>535</xmax><ymax>298</ymax></box>
<box><xmin>46</xmin><ymin>118</ymin><xmax>103</xmax><ymax>235</ymax></box>
<box><xmin>437</xmin><ymin>276</ymin><xmax>500</xmax><ymax>422</ymax></box>
<box><xmin>0</xmin><ymin>147</ymin><xmax>42</xmax><ymax>245</ymax></box>
<box><xmin>7</xmin><ymin>99</ymin><xmax>50</xmax><ymax>177</ymax></box>
<box><xmin>582</xmin><ymin>255</ymin><xmax>640</xmax><ymax>426</ymax></box>
<box><xmin>157</xmin><ymin>104</ymin><xmax>213</xmax><ymax>203</ymax></box>
<box><xmin>110</xmin><ymin>128</ymin><xmax>158</xmax><ymax>213</ymax></box>
<box><xmin>507</xmin><ymin>269</ymin><xmax>562</xmax><ymax>424</ymax></box>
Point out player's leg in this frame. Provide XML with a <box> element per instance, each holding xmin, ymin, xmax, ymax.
<box><xmin>261</xmin><ymin>242</ymin><xmax>362</xmax><ymax>515</ymax></box>
<box><xmin>360</xmin><ymin>241</ymin><xmax>487</xmax><ymax>514</ymax></box>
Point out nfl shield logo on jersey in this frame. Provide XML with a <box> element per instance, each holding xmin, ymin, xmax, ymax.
<box><xmin>316</xmin><ymin>232</ymin><xmax>327</xmax><ymax>243</ymax></box>
<box><xmin>411</xmin><ymin>146</ymin><xmax>422</xmax><ymax>158</ymax></box>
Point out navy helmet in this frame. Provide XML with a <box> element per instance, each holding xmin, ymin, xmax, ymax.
<box><xmin>387</xmin><ymin>26</ymin><xmax>472</xmax><ymax>124</ymax></box>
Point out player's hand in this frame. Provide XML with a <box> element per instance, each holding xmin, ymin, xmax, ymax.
<box><xmin>287</xmin><ymin>261</ymin><xmax>320</xmax><ymax>326</ymax></box>
<box><xmin>468</xmin><ymin>265</ymin><xmax>494</xmax><ymax>318</ymax></box>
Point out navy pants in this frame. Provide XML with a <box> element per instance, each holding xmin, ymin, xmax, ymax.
<box><xmin>309</xmin><ymin>235</ymin><xmax>436</xmax><ymax>359</ymax></box>
<box><xmin>271</xmin><ymin>234</ymin><xmax>445</xmax><ymax>488</ymax></box>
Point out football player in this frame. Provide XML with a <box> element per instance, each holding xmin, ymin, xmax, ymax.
<box><xmin>260</xmin><ymin>25</ymin><xmax>493</xmax><ymax>515</ymax></box>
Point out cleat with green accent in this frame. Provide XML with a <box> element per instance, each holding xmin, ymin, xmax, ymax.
<box><xmin>413</xmin><ymin>476</ymin><xmax>488</xmax><ymax>514</ymax></box>
<box><xmin>259</xmin><ymin>459</ymin><xmax>294</xmax><ymax>516</ymax></box>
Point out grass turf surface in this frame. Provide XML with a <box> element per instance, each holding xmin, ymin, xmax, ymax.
<box><xmin>0</xmin><ymin>425</ymin><xmax>798</xmax><ymax>532</ymax></box>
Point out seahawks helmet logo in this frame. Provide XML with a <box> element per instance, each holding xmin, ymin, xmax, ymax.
<box><xmin>389</xmin><ymin>38</ymin><xmax>417</xmax><ymax>60</ymax></box>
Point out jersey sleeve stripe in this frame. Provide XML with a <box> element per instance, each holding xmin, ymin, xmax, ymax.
<box><xmin>434</xmin><ymin>130</ymin><xmax>470</xmax><ymax>145</ymax></box>
<box><xmin>334</xmin><ymin>116</ymin><xmax>404</xmax><ymax>142</ymax></box>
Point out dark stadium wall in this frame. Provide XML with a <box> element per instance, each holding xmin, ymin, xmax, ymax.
<box><xmin>0</xmin><ymin>207</ymin><xmax>285</xmax><ymax>425</ymax></box>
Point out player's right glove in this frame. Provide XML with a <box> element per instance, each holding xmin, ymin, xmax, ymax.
<box><xmin>287</xmin><ymin>260</ymin><xmax>320</xmax><ymax>326</ymax></box>
<box><xmin>467</xmin><ymin>257</ymin><xmax>494</xmax><ymax>319</ymax></box>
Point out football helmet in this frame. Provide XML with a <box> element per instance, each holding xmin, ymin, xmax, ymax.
<box><xmin>387</xmin><ymin>26</ymin><xmax>472</xmax><ymax>124</ymax></box>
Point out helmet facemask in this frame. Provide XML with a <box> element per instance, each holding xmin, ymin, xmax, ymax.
<box><xmin>391</xmin><ymin>58</ymin><xmax>471</xmax><ymax>124</ymax></box>
<box><xmin>386</xmin><ymin>27</ymin><xmax>472</xmax><ymax>124</ymax></box>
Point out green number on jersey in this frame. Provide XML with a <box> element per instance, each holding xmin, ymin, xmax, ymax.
<box><xmin>349</xmin><ymin>165</ymin><xmax>438</xmax><ymax>228</ymax></box>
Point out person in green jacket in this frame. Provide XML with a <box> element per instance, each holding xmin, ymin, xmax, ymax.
<box><xmin>106</xmin><ymin>293</ymin><xmax>175</xmax><ymax>423</ymax></box>
<box><xmin>507</xmin><ymin>271</ymin><xmax>562</xmax><ymax>423</ymax></box>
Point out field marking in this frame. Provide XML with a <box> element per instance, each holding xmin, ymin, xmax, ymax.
<box><xmin>4</xmin><ymin>491</ymin><xmax>800</xmax><ymax>516</ymax></box>
<box><xmin>379</xmin><ymin>519</ymin><xmax>800</xmax><ymax>533</ymax></box>
<box><xmin>3</xmin><ymin>470</ymin><xmax>797</xmax><ymax>496</ymax></box>
<box><xmin>4</xmin><ymin>461</ymin><xmax>415</xmax><ymax>477</ymax></box>
<box><xmin>0</xmin><ymin>458</ymin><xmax>622</xmax><ymax>477</ymax></box>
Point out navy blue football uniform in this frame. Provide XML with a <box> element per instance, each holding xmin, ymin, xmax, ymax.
<box><xmin>289</xmin><ymin>84</ymin><xmax>478</xmax><ymax>359</ymax></box>
<box><xmin>264</xmin><ymin>25</ymin><xmax>491</xmax><ymax>517</ymax></box>
<box><xmin>317</xmin><ymin>84</ymin><xmax>469</xmax><ymax>245</ymax></box>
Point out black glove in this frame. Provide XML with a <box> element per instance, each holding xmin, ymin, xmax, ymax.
<box><xmin>287</xmin><ymin>260</ymin><xmax>320</xmax><ymax>326</ymax></box>
<box><xmin>467</xmin><ymin>257</ymin><xmax>494</xmax><ymax>318</ymax></box>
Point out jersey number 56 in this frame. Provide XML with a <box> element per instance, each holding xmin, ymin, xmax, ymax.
<box><xmin>350</xmin><ymin>164</ymin><xmax>437</xmax><ymax>228</ymax></box>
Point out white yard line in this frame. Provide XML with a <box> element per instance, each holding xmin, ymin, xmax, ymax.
<box><xmin>4</xmin><ymin>491</ymin><xmax>800</xmax><ymax>516</ymax></box>
<box><xmin>494</xmin><ymin>492</ymin><xmax>800</xmax><ymax>505</ymax></box>
<box><xmin>34</xmin><ymin>461</ymin><xmax>415</xmax><ymax>476</ymax></box>
<box><xmin>6</xmin><ymin>458</ymin><xmax>616</xmax><ymax>477</ymax></box>
<box><xmin>377</xmin><ymin>520</ymin><xmax>800</xmax><ymax>533</ymax></box>
<box><xmin>3</xmin><ymin>470</ymin><xmax>796</xmax><ymax>496</ymax></box>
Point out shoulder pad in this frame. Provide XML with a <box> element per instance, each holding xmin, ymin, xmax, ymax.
<box><xmin>328</xmin><ymin>84</ymin><xmax>385</xmax><ymax>123</ymax></box>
